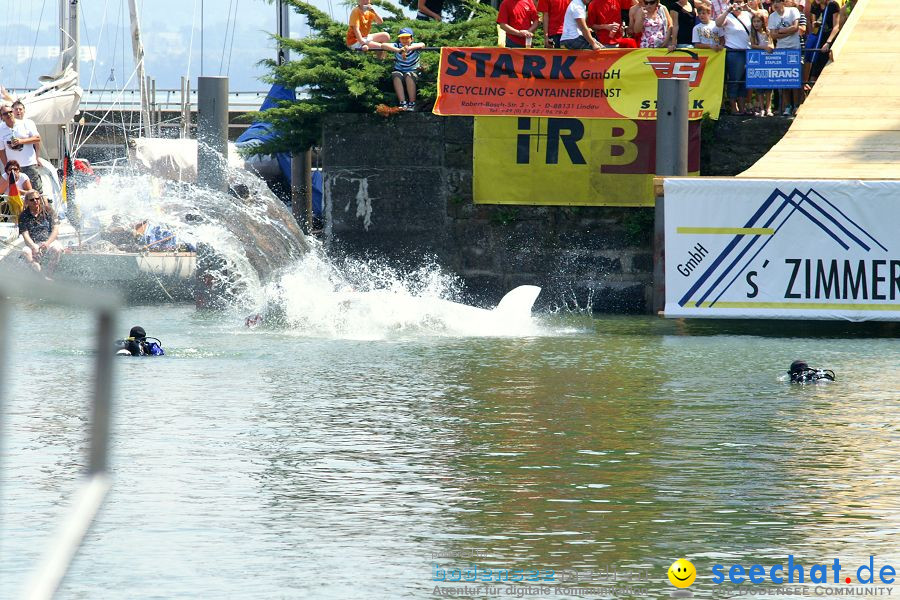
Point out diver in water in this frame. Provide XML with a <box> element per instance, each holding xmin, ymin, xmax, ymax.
<box><xmin>788</xmin><ymin>360</ymin><xmax>835</xmax><ymax>383</ymax></box>
<box><xmin>115</xmin><ymin>326</ymin><xmax>165</xmax><ymax>356</ymax></box>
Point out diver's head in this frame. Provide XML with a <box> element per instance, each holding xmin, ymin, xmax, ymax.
<box><xmin>789</xmin><ymin>360</ymin><xmax>808</xmax><ymax>375</ymax></box>
<box><xmin>129</xmin><ymin>326</ymin><xmax>147</xmax><ymax>340</ymax></box>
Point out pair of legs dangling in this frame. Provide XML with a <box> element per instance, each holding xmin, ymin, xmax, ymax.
<box><xmin>392</xmin><ymin>71</ymin><xmax>417</xmax><ymax>109</ymax></box>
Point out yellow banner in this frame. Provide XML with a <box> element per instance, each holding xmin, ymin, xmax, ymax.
<box><xmin>473</xmin><ymin>117</ymin><xmax>700</xmax><ymax>206</ymax></box>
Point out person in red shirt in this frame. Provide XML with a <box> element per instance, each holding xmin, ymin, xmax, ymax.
<box><xmin>587</xmin><ymin>0</ymin><xmax>639</xmax><ymax>47</ymax></box>
<box><xmin>497</xmin><ymin>0</ymin><xmax>540</xmax><ymax>47</ymax></box>
<box><xmin>537</xmin><ymin>0</ymin><xmax>569</xmax><ymax>47</ymax></box>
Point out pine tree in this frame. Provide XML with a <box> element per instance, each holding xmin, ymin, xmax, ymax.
<box><xmin>251</xmin><ymin>0</ymin><xmax>500</xmax><ymax>155</ymax></box>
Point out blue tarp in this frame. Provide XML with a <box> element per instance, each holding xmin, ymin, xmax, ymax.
<box><xmin>312</xmin><ymin>170</ymin><xmax>322</xmax><ymax>218</ymax></box>
<box><xmin>235</xmin><ymin>83</ymin><xmax>295</xmax><ymax>186</ymax></box>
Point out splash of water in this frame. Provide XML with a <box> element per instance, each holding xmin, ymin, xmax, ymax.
<box><xmin>73</xmin><ymin>166</ymin><xmax>547</xmax><ymax>337</ymax></box>
<box><xmin>252</xmin><ymin>246</ymin><xmax>548</xmax><ymax>339</ymax></box>
<box><xmin>71</xmin><ymin>166</ymin><xmax>308</xmax><ymax>308</ymax></box>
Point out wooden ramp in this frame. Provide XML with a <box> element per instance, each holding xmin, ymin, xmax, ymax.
<box><xmin>739</xmin><ymin>0</ymin><xmax>900</xmax><ymax>179</ymax></box>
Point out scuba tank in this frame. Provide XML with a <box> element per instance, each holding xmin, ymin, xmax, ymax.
<box><xmin>114</xmin><ymin>336</ymin><xmax>165</xmax><ymax>356</ymax></box>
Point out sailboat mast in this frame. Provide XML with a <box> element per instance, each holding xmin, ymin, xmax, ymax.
<box><xmin>59</xmin><ymin>1</ymin><xmax>67</xmax><ymax>66</ymax></box>
<box><xmin>57</xmin><ymin>0</ymin><xmax>80</xmax><ymax>163</ymax></box>
<box><xmin>277</xmin><ymin>0</ymin><xmax>290</xmax><ymax>65</ymax></box>
<box><xmin>127</xmin><ymin>0</ymin><xmax>152</xmax><ymax>137</ymax></box>
<box><xmin>68</xmin><ymin>0</ymin><xmax>79</xmax><ymax>74</ymax></box>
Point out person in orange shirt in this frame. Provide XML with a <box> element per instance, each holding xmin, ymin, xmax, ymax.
<box><xmin>346</xmin><ymin>0</ymin><xmax>391</xmax><ymax>51</ymax></box>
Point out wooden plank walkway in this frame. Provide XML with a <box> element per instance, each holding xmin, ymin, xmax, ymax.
<box><xmin>739</xmin><ymin>0</ymin><xmax>900</xmax><ymax>178</ymax></box>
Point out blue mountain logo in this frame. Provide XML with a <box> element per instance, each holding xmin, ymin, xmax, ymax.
<box><xmin>678</xmin><ymin>187</ymin><xmax>888</xmax><ymax>308</ymax></box>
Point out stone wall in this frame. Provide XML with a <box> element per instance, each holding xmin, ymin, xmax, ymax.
<box><xmin>322</xmin><ymin>113</ymin><xmax>789</xmax><ymax>313</ymax></box>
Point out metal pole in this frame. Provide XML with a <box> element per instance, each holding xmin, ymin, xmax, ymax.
<box><xmin>59</xmin><ymin>0</ymin><xmax>67</xmax><ymax>66</ymax></box>
<box><xmin>291</xmin><ymin>152</ymin><xmax>306</xmax><ymax>232</ymax></box>
<box><xmin>88</xmin><ymin>309</ymin><xmax>115</xmax><ymax>475</ymax></box>
<box><xmin>182</xmin><ymin>77</ymin><xmax>191</xmax><ymax>138</ymax></box>
<box><xmin>652</xmin><ymin>78</ymin><xmax>689</xmax><ymax>315</ymax></box>
<box><xmin>0</xmin><ymin>296</ymin><xmax>8</xmax><ymax>501</ymax></box>
<box><xmin>197</xmin><ymin>76</ymin><xmax>229</xmax><ymax>192</ymax></box>
<box><xmin>0</xmin><ymin>273</ymin><xmax>120</xmax><ymax>600</ymax></box>
<box><xmin>304</xmin><ymin>150</ymin><xmax>313</xmax><ymax>232</ymax></box>
<box><xmin>144</xmin><ymin>76</ymin><xmax>152</xmax><ymax>137</ymax></box>
<box><xmin>68</xmin><ymin>0</ymin><xmax>79</xmax><ymax>75</ymax></box>
<box><xmin>655</xmin><ymin>79</ymin><xmax>689</xmax><ymax>177</ymax></box>
<box><xmin>201</xmin><ymin>0</ymin><xmax>205</xmax><ymax>76</ymax></box>
<box><xmin>180</xmin><ymin>76</ymin><xmax>186</xmax><ymax>138</ymax></box>
<box><xmin>151</xmin><ymin>78</ymin><xmax>157</xmax><ymax>135</ymax></box>
<box><xmin>128</xmin><ymin>0</ymin><xmax>151</xmax><ymax>137</ymax></box>
<box><xmin>277</xmin><ymin>0</ymin><xmax>290</xmax><ymax>65</ymax></box>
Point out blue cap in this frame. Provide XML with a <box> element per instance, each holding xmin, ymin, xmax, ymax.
<box><xmin>398</xmin><ymin>27</ymin><xmax>414</xmax><ymax>37</ymax></box>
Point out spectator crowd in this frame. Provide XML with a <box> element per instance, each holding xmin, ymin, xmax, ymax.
<box><xmin>344</xmin><ymin>0</ymin><xmax>852</xmax><ymax>116</ymax></box>
<box><xmin>0</xmin><ymin>97</ymin><xmax>63</xmax><ymax>277</ymax></box>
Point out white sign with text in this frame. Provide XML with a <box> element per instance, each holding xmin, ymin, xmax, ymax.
<box><xmin>664</xmin><ymin>179</ymin><xmax>900</xmax><ymax>321</ymax></box>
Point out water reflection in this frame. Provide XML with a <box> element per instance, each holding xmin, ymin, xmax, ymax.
<box><xmin>1</xmin><ymin>308</ymin><xmax>897</xmax><ymax>599</ymax></box>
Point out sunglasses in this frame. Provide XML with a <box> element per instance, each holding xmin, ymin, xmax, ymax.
<box><xmin>0</xmin><ymin>111</ymin><xmax>12</xmax><ymax>117</ymax></box>
<box><xmin>6</xmin><ymin>168</ymin><xmax>18</xmax><ymax>173</ymax></box>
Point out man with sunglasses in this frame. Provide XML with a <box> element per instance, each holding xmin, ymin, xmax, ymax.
<box><xmin>0</xmin><ymin>102</ymin><xmax>42</xmax><ymax>193</ymax></box>
<box><xmin>19</xmin><ymin>190</ymin><xmax>62</xmax><ymax>276</ymax></box>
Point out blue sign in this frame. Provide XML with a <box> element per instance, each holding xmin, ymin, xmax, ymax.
<box><xmin>745</xmin><ymin>49</ymin><xmax>802</xmax><ymax>89</ymax></box>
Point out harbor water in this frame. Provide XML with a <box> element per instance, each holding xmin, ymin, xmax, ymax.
<box><xmin>1</xmin><ymin>296</ymin><xmax>898</xmax><ymax>598</ymax></box>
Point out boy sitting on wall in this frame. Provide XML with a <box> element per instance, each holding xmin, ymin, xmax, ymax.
<box><xmin>383</xmin><ymin>28</ymin><xmax>425</xmax><ymax>111</ymax></box>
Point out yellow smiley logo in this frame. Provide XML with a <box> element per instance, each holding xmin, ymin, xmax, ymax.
<box><xmin>668</xmin><ymin>558</ymin><xmax>696</xmax><ymax>588</ymax></box>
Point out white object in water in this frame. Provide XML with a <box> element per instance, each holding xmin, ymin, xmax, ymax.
<box><xmin>425</xmin><ymin>284</ymin><xmax>542</xmax><ymax>322</ymax></box>
<box><xmin>332</xmin><ymin>284</ymin><xmax>543</xmax><ymax>337</ymax></box>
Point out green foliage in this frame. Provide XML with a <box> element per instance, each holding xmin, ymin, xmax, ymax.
<box><xmin>394</xmin><ymin>0</ymin><xmax>492</xmax><ymax>23</ymax></box>
<box><xmin>622</xmin><ymin>208</ymin><xmax>654</xmax><ymax>245</ymax></box>
<box><xmin>248</xmin><ymin>0</ymin><xmax>501</xmax><ymax>155</ymax></box>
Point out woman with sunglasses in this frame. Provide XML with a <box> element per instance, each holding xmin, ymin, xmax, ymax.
<box><xmin>0</xmin><ymin>160</ymin><xmax>33</xmax><ymax>195</ymax></box>
<box><xmin>0</xmin><ymin>159</ymin><xmax>32</xmax><ymax>221</ymax></box>
<box><xmin>630</xmin><ymin>0</ymin><xmax>676</xmax><ymax>49</ymax></box>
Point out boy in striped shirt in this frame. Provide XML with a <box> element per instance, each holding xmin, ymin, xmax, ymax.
<box><xmin>384</xmin><ymin>28</ymin><xmax>425</xmax><ymax>111</ymax></box>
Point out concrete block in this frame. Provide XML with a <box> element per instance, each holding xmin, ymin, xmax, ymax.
<box><xmin>327</xmin><ymin>168</ymin><xmax>448</xmax><ymax>234</ymax></box>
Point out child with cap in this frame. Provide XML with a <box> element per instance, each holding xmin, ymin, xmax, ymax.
<box><xmin>383</xmin><ymin>28</ymin><xmax>425</xmax><ymax>111</ymax></box>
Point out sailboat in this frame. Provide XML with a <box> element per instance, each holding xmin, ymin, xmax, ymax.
<box><xmin>2</xmin><ymin>0</ymin><xmax>304</xmax><ymax>304</ymax></box>
<box><xmin>0</xmin><ymin>0</ymin><xmax>200</xmax><ymax>300</ymax></box>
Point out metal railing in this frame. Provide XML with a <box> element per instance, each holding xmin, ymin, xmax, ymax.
<box><xmin>7</xmin><ymin>88</ymin><xmax>273</xmax><ymax>112</ymax></box>
<box><xmin>0</xmin><ymin>270</ymin><xmax>120</xmax><ymax>600</ymax></box>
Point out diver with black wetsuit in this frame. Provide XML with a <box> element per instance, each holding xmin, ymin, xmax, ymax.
<box><xmin>788</xmin><ymin>360</ymin><xmax>835</xmax><ymax>383</ymax></box>
<box><xmin>115</xmin><ymin>326</ymin><xmax>165</xmax><ymax>356</ymax></box>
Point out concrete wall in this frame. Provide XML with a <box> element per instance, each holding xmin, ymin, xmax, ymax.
<box><xmin>322</xmin><ymin>113</ymin><xmax>789</xmax><ymax>313</ymax></box>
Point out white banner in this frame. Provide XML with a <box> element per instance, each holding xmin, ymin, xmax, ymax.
<box><xmin>664</xmin><ymin>179</ymin><xmax>900</xmax><ymax>321</ymax></box>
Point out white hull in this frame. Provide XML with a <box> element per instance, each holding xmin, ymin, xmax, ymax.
<box><xmin>54</xmin><ymin>250</ymin><xmax>197</xmax><ymax>302</ymax></box>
